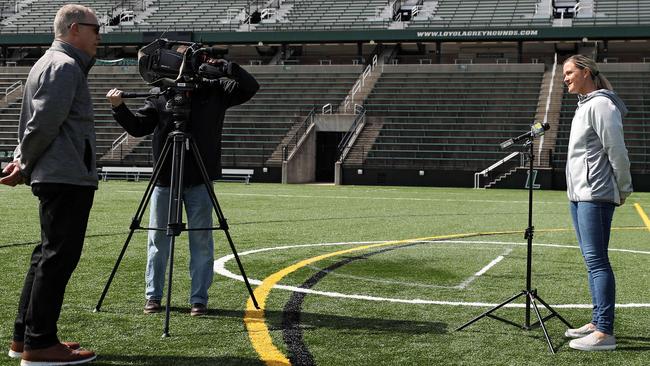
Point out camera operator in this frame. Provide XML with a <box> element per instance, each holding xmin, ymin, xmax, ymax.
<box><xmin>105</xmin><ymin>55</ymin><xmax>259</xmax><ymax>316</ymax></box>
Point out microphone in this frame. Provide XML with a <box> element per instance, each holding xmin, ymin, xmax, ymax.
<box><xmin>500</xmin><ymin>122</ymin><xmax>550</xmax><ymax>150</ymax></box>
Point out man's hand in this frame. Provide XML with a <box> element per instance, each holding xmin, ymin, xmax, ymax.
<box><xmin>0</xmin><ymin>161</ymin><xmax>25</xmax><ymax>187</ymax></box>
<box><xmin>106</xmin><ymin>88</ymin><xmax>124</xmax><ymax>108</ymax></box>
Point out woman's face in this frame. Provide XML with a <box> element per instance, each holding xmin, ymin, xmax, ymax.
<box><xmin>563</xmin><ymin>61</ymin><xmax>594</xmax><ymax>95</ymax></box>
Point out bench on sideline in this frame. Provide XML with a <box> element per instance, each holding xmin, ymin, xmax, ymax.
<box><xmin>220</xmin><ymin>168</ymin><xmax>254</xmax><ymax>184</ymax></box>
<box><xmin>100</xmin><ymin>167</ymin><xmax>253</xmax><ymax>184</ymax></box>
<box><xmin>100</xmin><ymin>166</ymin><xmax>152</xmax><ymax>182</ymax></box>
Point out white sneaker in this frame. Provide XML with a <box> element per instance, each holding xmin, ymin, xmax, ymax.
<box><xmin>564</xmin><ymin>323</ymin><xmax>596</xmax><ymax>338</ymax></box>
<box><xmin>569</xmin><ymin>332</ymin><xmax>616</xmax><ymax>351</ymax></box>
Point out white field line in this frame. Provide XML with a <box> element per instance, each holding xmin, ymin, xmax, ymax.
<box><xmin>218</xmin><ymin>192</ymin><xmax>568</xmax><ymax>205</ymax></box>
<box><xmin>214</xmin><ymin>240</ymin><xmax>650</xmax><ymax>309</ymax></box>
<box><xmin>303</xmin><ymin>245</ymin><xmax>513</xmax><ymax>289</ymax></box>
<box><xmin>456</xmin><ymin>247</ymin><xmax>513</xmax><ymax>289</ymax></box>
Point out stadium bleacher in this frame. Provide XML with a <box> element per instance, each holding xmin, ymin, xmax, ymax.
<box><xmin>115</xmin><ymin>0</ymin><xmax>251</xmax><ymax>33</ymax></box>
<box><xmin>2</xmin><ymin>0</ymin><xmax>650</xmax><ymax>34</ymax></box>
<box><xmin>0</xmin><ymin>0</ymin><xmax>649</xmax><ymax>187</ymax></box>
<box><xmin>408</xmin><ymin>0</ymin><xmax>551</xmax><ymax>28</ymax></box>
<box><xmin>222</xmin><ymin>65</ymin><xmax>361</xmax><ymax>167</ymax></box>
<box><xmin>254</xmin><ymin>0</ymin><xmax>391</xmax><ymax>31</ymax></box>
<box><xmin>0</xmin><ymin>67</ymin><xmax>29</xmax><ymax>159</ymax></box>
<box><xmin>358</xmin><ymin>64</ymin><xmax>545</xmax><ymax>170</ymax></box>
<box><xmin>573</xmin><ymin>0</ymin><xmax>650</xmax><ymax>26</ymax></box>
<box><xmin>0</xmin><ymin>0</ymin><xmax>120</xmax><ymax>34</ymax></box>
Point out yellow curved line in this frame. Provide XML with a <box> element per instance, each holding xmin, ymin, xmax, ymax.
<box><xmin>634</xmin><ymin>203</ymin><xmax>650</xmax><ymax>232</ymax></box>
<box><xmin>243</xmin><ymin>226</ymin><xmax>646</xmax><ymax>365</ymax></box>
<box><xmin>244</xmin><ymin>231</ymin><xmax>494</xmax><ymax>365</ymax></box>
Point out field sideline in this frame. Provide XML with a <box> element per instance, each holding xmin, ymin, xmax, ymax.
<box><xmin>1</xmin><ymin>181</ymin><xmax>649</xmax><ymax>366</ymax></box>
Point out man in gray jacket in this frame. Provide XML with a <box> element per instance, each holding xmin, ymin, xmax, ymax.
<box><xmin>0</xmin><ymin>4</ymin><xmax>100</xmax><ymax>365</ymax></box>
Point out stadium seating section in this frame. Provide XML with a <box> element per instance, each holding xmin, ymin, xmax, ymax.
<box><xmin>1</xmin><ymin>1</ymin><xmax>649</xmax><ymax>182</ymax></box>
<box><xmin>2</xmin><ymin>0</ymin><xmax>650</xmax><ymax>32</ymax></box>
<box><xmin>221</xmin><ymin>65</ymin><xmax>361</xmax><ymax>167</ymax></box>
<box><xmin>362</xmin><ymin>64</ymin><xmax>544</xmax><ymax>169</ymax></box>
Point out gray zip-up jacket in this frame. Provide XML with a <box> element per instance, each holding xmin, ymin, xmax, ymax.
<box><xmin>566</xmin><ymin>89</ymin><xmax>632</xmax><ymax>205</ymax></box>
<box><xmin>14</xmin><ymin>40</ymin><xmax>97</xmax><ymax>187</ymax></box>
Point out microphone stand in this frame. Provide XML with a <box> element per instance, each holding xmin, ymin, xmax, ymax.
<box><xmin>456</xmin><ymin>128</ymin><xmax>573</xmax><ymax>354</ymax></box>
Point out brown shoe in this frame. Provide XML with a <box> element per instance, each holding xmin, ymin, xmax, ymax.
<box><xmin>190</xmin><ymin>303</ymin><xmax>208</xmax><ymax>316</ymax></box>
<box><xmin>21</xmin><ymin>343</ymin><xmax>96</xmax><ymax>365</ymax></box>
<box><xmin>8</xmin><ymin>340</ymin><xmax>81</xmax><ymax>359</ymax></box>
<box><xmin>144</xmin><ymin>299</ymin><xmax>162</xmax><ymax>314</ymax></box>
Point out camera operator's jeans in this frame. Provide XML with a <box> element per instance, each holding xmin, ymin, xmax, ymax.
<box><xmin>569</xmin><ymin>201</ymin><xmax>616</xmax><ymax>335</ymax></box>
<box><xmin>146</xmin><ymin>184</ymin><xmax>215</xmax><ymax>306</ymax></box>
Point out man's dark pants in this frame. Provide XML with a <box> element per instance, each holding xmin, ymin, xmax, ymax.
<box><xmin>12</xmin><ymin>183</ymin><xmax>95</xmax><ymax>350</ymax></box>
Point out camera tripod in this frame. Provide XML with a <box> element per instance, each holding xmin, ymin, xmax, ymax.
<box><xmin>457</xmin><ymin>134</ymin><xmax>573</xmax><ymax>354</ymax></box>
<box><xmin>95</xmin><ymin>87</ymin><xmax>259</xmax><ymax>337</ymax></box>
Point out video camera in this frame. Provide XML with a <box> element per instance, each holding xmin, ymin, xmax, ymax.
<box><xmin>137</xmin><ymin>38</ymin><xmax>229</xmax><ymax>87</ymax></box>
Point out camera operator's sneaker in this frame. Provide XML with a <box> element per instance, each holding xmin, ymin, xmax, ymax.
<box><xmin>564</xmin><ymin>323</ymin><xmax>596</xmax><ymax>338</ymax></box>
<box><xmin>144</xmin><ymin>299</ymin><xmax>162</xmax><ymax>314</ymax></box>
<box><xmin>569</xmin><ymin>332</ymin><xmax>616</xmax><ymax>351</ymax></box>
<box><xmin>20</xmin><ymin>343</ymin><xmax>96</xmax><ymax>365</ymax></box>
<box><xmin>8</xmin><ymin>341</ymin><xmax>81</xmax><ymax>359</ymax></box>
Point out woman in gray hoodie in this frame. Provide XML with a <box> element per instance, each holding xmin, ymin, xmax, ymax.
<box><xmin>562</xmin><ymin>54</ymin><xmax>632</xmax><ymax>351</ymax></box>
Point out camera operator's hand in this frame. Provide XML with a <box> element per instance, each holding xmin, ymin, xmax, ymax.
<box><xmin>206</xmin><ymin>58</ymin><xmax>231</xmax><ymax>76</ymax></box>
<box><xmin>106</xmin><ymin>88</ymin><xmax>125</xmax><ymax>108</ymax></box>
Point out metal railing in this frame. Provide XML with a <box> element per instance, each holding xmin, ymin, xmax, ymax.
<box><xmin>337</xmin><ymin>105</ymin><xmax>366</xmax><ymax>162</ymax></box>
<box><xmin>344</xmin><ymin>54</ymin><xmax>378</xmax><ymax>113</ymax></box>
<box><xmin>473</xmin><ymin>152</ymin><xmax>521</xmax><ymax>189</ymax></box>
<box><xmin>283</xmin><ymin>107</ymin><xmax>315</xmax><ymax>162</ymax></box>
<box><xmin>110</xmin><ymin>132</ymin><xmax>129</xmax><ymax>159</ymax></box>
<box><xmin>4</xmin><ymin>80</ymin><xmax>22</xmax><ymax>102</ymax></box>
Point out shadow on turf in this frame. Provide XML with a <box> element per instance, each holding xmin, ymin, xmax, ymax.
<box><xmin>266</xmin><ymin>310</ymin><xmax>448</xmax><ymax>335</ymax></box>
<box><xmin>617</xmin><ymin>336</ymin><xmax>650</xmax><ymax>351</ymax></box>
<box><xmin>0</xmin><ymin>232</ymin><xmax>127</xmax><ymax>249</ymax></box>
<box><xmin>91</xmin><ymin>354</ymin><xmax>264</xmax><ymax>365</ymax></box>
<box><xmin>160</xmin><ymin>308</ymin><xmax>448</xmax><ymax>336</ymax></box>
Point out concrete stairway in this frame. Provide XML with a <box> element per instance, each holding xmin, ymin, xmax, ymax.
<box><xmin>341</xmin><ymin>117</ymin><xmax>383</xmax><ymax>166</ymax></box>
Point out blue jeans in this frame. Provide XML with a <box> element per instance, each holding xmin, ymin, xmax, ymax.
<box><xmin>569</xmin><ymin>201</ymin><xmax>616</xmax><ymax>335</ymax></box>
<box><xmin>146</xmin><ymin>184</ymin><xmax>215</xmax><ymax>305</ymax></box>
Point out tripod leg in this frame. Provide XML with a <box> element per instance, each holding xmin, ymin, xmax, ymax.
<box><xmin>187</xmin><ymin>139</ymin><xmax>260</xmax><ymax>309</ymax></box>
<box><xmin>529</xmin><ymin>293</ymin><xmax>556</xmax><ymax>354</ymax></box>
<box><xmin>161</xmin><ymin>132</ymin><xmax>188</xmax><ymax>337</ymax></box>
<box><xmin>533</xmin><ymin>293</ymin><xmax>574</xmax><ymax>329</ymax></box>
<box><xmin>457</xmin><ymin>291</ymin><xmax>526</xmax><ymax>331</ymax></box>
<box><xmin>162</xmin><ymin>235</ymin><xmax>177</xmax><ymax>338</ymax></box>
<box><xmin>94</xmin><ymin>230</ymin><xmax>137</xmax><ymax>312</ymax></box>
<box><xmin>95</xmin><ymin>137</ymin><xmax>174</xmax><ymax>312</ymax></box>
<box><xmin>222</xmin><ymin>227</ymin><xmax>260</xmax><ymax>309</ymax></box>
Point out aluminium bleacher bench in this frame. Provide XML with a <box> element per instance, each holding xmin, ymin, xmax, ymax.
<box><xmin>100</xmin><ymin>167</ymin><xmax>253</xmax><ymax>184</ymax></box>
<box><xmin>100</xmin><ymin>166</ymin><xmax>153</xmax><ymax>182</ymax></box>
<box><xmin>220</xmin><ymin>168</ymin><xmax>254</xmax><ymax>184</ymax></box>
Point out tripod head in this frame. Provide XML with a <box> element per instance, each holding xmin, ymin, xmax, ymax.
<box><xmin>162</xmin><ymin>84</ymin><xmax>195</xmax><ymax>132</ymax></box>
<box><xmin>122</xmin><ymin>82</ymin><xmax>202</xmax><ymax>132</ymax></box>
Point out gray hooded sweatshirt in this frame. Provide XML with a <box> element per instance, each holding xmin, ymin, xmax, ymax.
<box><xmin>566</xmin><ymin>89</ymin><xmax>632</xmax><ymax>205</ymax></box>
<box><xmin>14</xmin><ymin>40</ymin><xmax>97</xmax><ymax>187</ymax></box>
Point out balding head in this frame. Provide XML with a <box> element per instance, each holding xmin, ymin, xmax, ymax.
<box><xmin>53</xmin><ymin>4</ymin><xmax>96</xmax><ymax>39</ymax></box>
